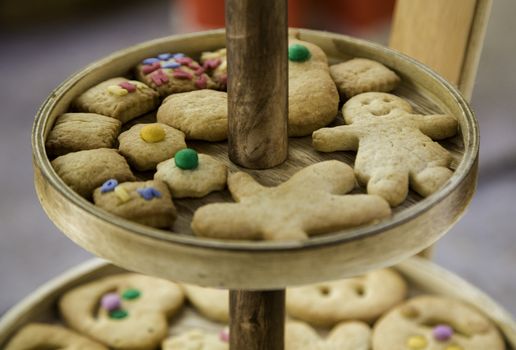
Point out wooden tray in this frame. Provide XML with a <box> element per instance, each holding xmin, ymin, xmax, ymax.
<box><xmin>0</xmin><ymin>257</ymin><xmax>514</xmax><ymax>348</ymax></box>
<box><xmin>32</xmin><ymin>29</ymin><xmax>478</xmax><ymax>289</ymax></box>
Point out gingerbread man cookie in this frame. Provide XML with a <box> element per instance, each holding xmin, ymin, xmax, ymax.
<box><xmin>135</xmin><ymin>53</ymin><xmax>216</xmax><ymax>97</ymax></box>
<box><xmin>200</xmin><ymin>48</ymin><xmax>227</xmax><ymax>90</ymax></box>
<box><xmin>373</xmin><ymin>296</ymin><xmax>505</xmax><ymax>350</ymax></box>
<box><xmin>288</xmin><ymin>39</ymin><xmax>340</xmax><ymax>136</ymax></box>
<box><xmin>5</xmin><ymin>323</ymin><xmax>108</xmax><ymax>350</ymax></box>
<box><xmin>162</xmin><ymin>329</ymin><xmax>229</xmax><ymax>350</ymax></box>
<box><xmin>287</xmin><ymin>268</ymin><xmax>407</xmax><ymax>326</ymax></box>
<box><xmin>181</xmin><ymin>284</ymin><xmax>229</xmax><ymax>323</ymax></box>
<box><xmin>59</xmin><ymin>273</ymin><xmax>184</xmax><ymax>350</ymax></box>
<box><xmin>192</xmin><ymin>160</ymin><xmax>391</xmax><ymax>241</ymax></box>
<box><xmin>313</xmin><ymin>92</ymin><xmax>458</xmax><ymax>206</ymax></box>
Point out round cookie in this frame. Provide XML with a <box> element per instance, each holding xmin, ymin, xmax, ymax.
<box><xmin>155</xmin><ymin>151</ymin><xmax>227</xmax><ymax>198</ymax></box>
<box><xmin>162</xmin><ymin>329</ymin><xmax>228</xmax><ymax>350</ymax></box>
<box><xmin>182</xmin><ymin>284</ymin><xmax>229</xmax><ymax>323</ymax></box>
<box><xmin>157</xmin><ymin>90</ymin><xmax>228</xmax><ymax>141</ymax></box>
<box><xmin>287</xmin><ymin>268</ymin><xmax>407</xmax><ymax>326</ymax></box>
<box><xmin>118</xmin><ymin>123</ymin><xmax>186</xmax><ymax>171</ymax></box>
<box><xmin>285</xmin><ymin>321</ymin><xmax>371</xmax><ymax>350</ymax></box>
<box><xmin>59</xmin><ymin>273</ymin><xmax>185</xmax><ymax>350</ymax></box>
<box><xmin>372</xmin><ymin>295</ymin><xmax>505</xmax><ymax>350</ymax></box>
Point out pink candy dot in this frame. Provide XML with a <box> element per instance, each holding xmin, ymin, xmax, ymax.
<box><xmin>142</xmin><ymin>62</ymin><xmax>160</xmax><ymax>74</ymax></box>
<box><xmin>151</xmin><ymin>70</ymin><xmax>169</xmax><ymax>86</ymax></box>
<box><xmin>203</xmin><ymin>58</ymin><xmax>222</xmax><ymax>70</ymax></box>
<box><xmin>195</xmin><ymin>75</ymin><xmax>208</xmax><ymax>89</ymax></box>
<box><xmin>219</xmin><ymin>327</ymin><xmax>229</xmax><ymax>342</ymax></box>
<box><xmin>173</xmin><ymin>69</ymin><xmax>193</xmax><ymax>80</ymax></box>
<box><xmin>176</xmin><ymin>56</ymin><xmax>193</xmax><ymax>65</ymax></box>
<box><xmin>118</xmin><ymin>81</ymin><xmax>136</xmax><ymax>93</ymax></box>
<box><xmin>433</xmin><ymin>325</ymin><xmax>454</xmax><ymax>341</ymax></box>
<box><xmin>101</xmin><ymin>293</ymin><xmax>121</xmax><ymax>312</ymax></box>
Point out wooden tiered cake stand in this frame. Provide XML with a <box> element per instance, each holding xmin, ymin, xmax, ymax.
<box><xmin>32</xmin><ymin>1</ymin><xmax>481</xmax><ymax>348</ymax></box>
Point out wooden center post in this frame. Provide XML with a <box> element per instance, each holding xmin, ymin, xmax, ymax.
<box><xmin>226</xmin><ymin>0</ymin><xmax>288</xmax><ymax>348</ymax></box>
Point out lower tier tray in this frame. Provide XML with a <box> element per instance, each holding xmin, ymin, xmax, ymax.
<box><xmin>0</xmin><ymin>256</ymin><xmax>514</xmax><ymax>348</ymax></box>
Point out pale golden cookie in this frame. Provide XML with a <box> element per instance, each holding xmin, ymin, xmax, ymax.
<box><xmin>157</xmin><ymin>90</ymin><xmax>228</xmax><ymax>141</ymax></box>
<box><xmin>74</xmin><ymin>78</ymin><xmax>159</xmax><ymax>124</ymax></box>
<box><xmin>118</xmin><ymin>123</ymin><xmax>187</xmax><ymax>171</ymax></box>
<box><xmin>192</xmin><ymin>160</ymin><xmax>391</xmax><ymax>241</ymax></box>
<box><xmin>51</xmin><ymin>148</ymin><xmax>135</xmax><ymax>198</ymax></box>
<box><xmin>182</xmin><ymin>284</ymin><xmax>229</xmax><ymax>323</ymax></box>
<box><xmin>287</xmin><ymin>268</ymin><xmax>407</xmax><ymax>326</ymax></box>
<box><xmin>286</xmin><ymin>321</ymin><xmax>371</xmax><ymax>350</ymax></box>
<box><xmin>155</xmin><ymin>153</ymin><xmax>227</xmax><ymax>198</ymax></box>
<box><xmin>200</xmin><ymin>48</ymin><xmax>227</xmax><ymax>90</ymax></box>
<box><xmin>46</xmin><ymin>113</ymin><xmax>121</xmax><ymax>156</ymax></box>
<box><xmin>59</xmin><ymin>273</ymin><xmax>184</xmax><ymax>350</ymax></box>
<box><xmin>288</xmin><ymin>39</ymin><xmax>339</xmax><ymax>136</ymax></box>
<box><xmin>93</xmin><ymin>180</ymin><xmax>176</xmax><ymax>228</ymax></box>
<box><xmin>313</xmin><ymin>92</ymin><xmax>458</xmax><ymax>206</ymax></box>
<box><xmin>330</xmin><ymin>58</ymin><xmax>400</xmax><ymax>98</ymax></box>
<box><xmin>5</xmin><ymin>323</ymin><xmax>108</xmax><ymax>350</ymax></box>
<box><xmin>162</xmin><ymin>329</ymin><xmax>228</xmax><ymax>350</ymax></box>
<box><xmin>135</xmin><ymin>53</ymin><xmax>216</xmax><ymax>97</ymax></box>
<box><xmin>373</xmin><ymin>295</ymin><xmax>505</xmax><ymax>350</ymax></box>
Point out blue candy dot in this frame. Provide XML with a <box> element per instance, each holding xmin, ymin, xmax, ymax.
<box><xmin>142</xmin><ymin>57</ymin><xmax>160</xmax><ymax>65</ymax></box>
<box><xmin>162</xmin><ymin>62</ymin><xmax>181</xmax><ymax>69</ymax></box>
<box><xmin>137</xmin><ymin>187</ymin><xmax>161</xmax><ymax>200</ymax></box>
<box><xmin>101</xmin><ymin>179</ymin><xmax>118</xmax><ymax>193</ymax></box>
<box><xmin>173</xmin><ymin>53</ymin><xmax>185</xmax><ymax>59</ymax></box>
<box><xmin>158</xmin><ymin>53</ymin><xmax>173</xmax><ymax>60</ymax></box>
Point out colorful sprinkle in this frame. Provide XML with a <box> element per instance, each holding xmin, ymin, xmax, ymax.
<box><xmin>118</xmin><ymin>81</ymin><xmax>137</xmax><ymax>93</ymax></box>
<box><xmin>140</xmin><ymin>124</ymin><xmax>166</xmax><ymax>143</ymax></box>
<box><xmin>203</xmin><ymin>58</ymin><xmax>222</xmax><ymax>70</ymax></box>
<box><xmin>162</xmin><ymin>61</ymin><xmax>181</xmax><ymax>69</ymax></box>
<box><xmin>101</xmin><ymin>293</ymin><xmax>121</xmax><ymax>311</ymax></box>
<box><xmin>137</xmin><ymin>187</ymin><xmax>162</xmax><ymax>200</ymax></box>
<box><xmin>219</xmin><ymin>327</ymin><xmax>229</xmax><ymax>342</ymax></box>
<box><xmin>107</xmin><ymin>85</ymin><xmax>128</xmax><ymax>96</ymax></box>
<box><xmin>100</xmin><ymin>179</ymin><xmax>118</xmax><ymax>193</ymax></box>
<box><xmin>172</xmin><ymin>69</ymin><xmax>193</xmax><ymax>80</ymax></box>
<box><xmin>445</xmin><ymin>346</ymin><xmax>463</xmax><ymax>350</ymax></box>
<box><xmin>142</xmin><ymin>61</ymin><xmax>161</xmax><ymax>74</ymax></box>
<box><xmin>173</xmin><ymin>53</ymin><xmax>185</xmax><ymax>59</ymax></box>
<box><xmin>109</xmin><ymin>309</ymin><xmax>128</xmax><ymax>320</ymax></box>
<box><xmin>433</xmin><ymin>325</ymin><xmax>454</xmax><ymax>342</ymax></box>
<box><xmin>158</xmin><ymin>53</ymin><xmax>173</xmax><ymax>60</ymax></box>
<box><xmin>175</xmin><ymin>148</ymin><xmax>199</xmax><ymax>170</ymax></box>
<box><xmin>288</xmin><ymin>44</ymin><xmax>311</xmax><ymax>62</ymax></box>
<box><xmin>188</xmin><ymin>61</ymin><xmax>200</xmax><ymax>69</ymax></box>
<box><xmin>114</xmin><ymin>186</ymin><xmax>131</xmax><ymax>203</ymax></box>
<box><xmin>195</xmin><ymin>75</ymin><xmax>208</xmax><ymax>89</ymax></box>
<box><xmin>220</xmin><ymin>74</ymin><xmax>227</xmax><ymax>86</ymax></box>
<box><xmin>122</xmin><ymin>288</ymin><xmax>141</xmax><ymax>300</ymax></box>
<box><xmin>143</xmin><ymin>57</ymin><xmax>160</xmax><ymax>65</ymax></box>
<box><xmin>128</xmin><ymin>80</ymin><xmax>147</xmax><ymax>90</ymax></box>
<box><xmin>406</xmin><ymin>335</ymin><xmax>427</xmax><ymax>350</ymax></box>
<box><xmin>175</xmin><ymin>56</ymin><xmax>193</xmax><ymax>65</ymax></box>
<box><xmin>151</xmin><ymin>70</ymin><xmax>169</xmax><ymax>86</ymax></box>
<box><xmin>194</xmin><ymin>67</ymin><xmax>205</xmax><ymax>76</ymax></box>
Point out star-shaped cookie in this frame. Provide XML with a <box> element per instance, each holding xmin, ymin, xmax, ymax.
<box><xmin>192</xmin><ymin>161</ymin><xmax>391</xmax><ymax>241</ymax></box>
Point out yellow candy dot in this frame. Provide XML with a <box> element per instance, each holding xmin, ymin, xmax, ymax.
<box><xmin>445</xmin><ymin>346</ymin><xmax>463</xmax><ymax>350</ymax></box>
<box><xmin>140</xmin><ymin>124</ymin><xmax>166</xmax><ymax>143</ymax></box>
<box><xmin>114</xmin><ymin>186</ymin><xmax>131</xmax><ymax>203</ymax></box>
<box><xmin>107</xmin><ymin>85</ymin><xmax>128</xmax><ymax>96</ymax></box>
<box><xmin>128</xmin><ymin>80</ymin><xmax>148</xmax><ymax>90</ymax></box>
<box><xmin>406</xmin><ymin>335</ymin><xmax>427</xmax><ymax>350</ymax></box>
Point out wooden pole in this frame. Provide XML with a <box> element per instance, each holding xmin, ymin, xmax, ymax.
<box><xmin>225</xmin><ymin>0</ymin><xmax>288</xmax><ymax>169</ymax></box>
<box><xmin>229</xmin><ymin>290</ymin><xmax>285</xmax><ymax>350</ymax></box>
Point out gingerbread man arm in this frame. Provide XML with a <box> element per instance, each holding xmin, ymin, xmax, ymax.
<box><xmin>285</xmin><ymin>160</ymin><xmax>356</xmax><ymax>194</ymax></box>
<box><xmin>409</xmin><ymin>113</ymin><xmax>458</xmax><ymax>140</ymax></box>
<box><xmin>227</xmin><ymin>172</ymin><xmax>265</xmax><ymax>201</ymax></box>
<box><xmin>312</xmin><ymin>126</ymin><xmax>362</xmax><ymax>152</ymax></box>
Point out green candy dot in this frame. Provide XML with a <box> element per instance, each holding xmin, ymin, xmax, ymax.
<box><xmin>175</xmin><ymin>148</ymin><xmax>199</xmax><ymax>170</ymax></box>
<box><xmin>109</xmin><ymin>309</ymin><xmax>128</xmax><ymax>320</ymax></box>
<box><xmin>122</xmin><ymin>288</ymin><xmax>141</xmax><ymax>300</ymax></box>
<box><xmin>288</xmin><ymin>44</ymin><xmax>311</xmax><ymax>62</ymax></box>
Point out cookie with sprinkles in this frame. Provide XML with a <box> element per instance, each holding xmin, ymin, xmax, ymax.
<box><xmin>59</xmin><ymin>273</ymin><xmax>184</xmax><ymax>350</ymax></box>
<box><xmin>200</xmin><ymin>48</ymin><xmax>227</xmax><ymax>90</ymax></box>
<box><xmin>135</xmin><ymin>53</ymin><xmax>217</xmax><ymax>97</ymax></box>
<box><xmin>93</xmin><ymin>180</ymin><xmax>177</xmax><ymax>229</ymax></box>
<box><xmin>73</xmin><ymin>77</ymin><xmax>159</xmax><ymax>124</ymax></box>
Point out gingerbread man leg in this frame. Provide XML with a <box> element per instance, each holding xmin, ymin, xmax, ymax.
<box><xmin>366</xmin><ymin>167</ymin><xmax>409</xmax><ymax>207</ymax></box>
<box><xmin>411</xmin><ymin>166</ymin><xmax>453</xmax><ymax>197</ymax></box>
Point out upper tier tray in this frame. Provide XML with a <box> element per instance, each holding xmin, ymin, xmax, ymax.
<box><xmin>32</xmin><ymin>29</ymin><xmax>478</xmax><ymax>289</ymax></box>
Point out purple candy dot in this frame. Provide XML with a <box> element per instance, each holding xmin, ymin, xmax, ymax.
<box><xmin>101</xmin><ymin>293</ymin><xmax>121</xmax><ymax>312</ymax></box>
<box><xmin>433</xmin><ymin>324</ymin><xmax>453</xmax><ymax>341</ymax></box>
<box><xmin>100</xmin><ymin>179</ymin><xmax>118</xmax><ymax>193</ymax></box>
<box><xmin>173</xmin><ymin>53</ymin><xmax>185</xmax><ymax>59</ymax></box>
<box><xmin>158</xmin><ymin>53</ymin><xmax>173</xmax><ymax>60</ymax></box>
<box><xmin>162</xmin><ymin>62</ymin><xmax>181</xmax><ymax>69</ymax></box>
<box><xmin>143</xmin><ymin>57</ymin><xmax>160</xmax><ymax>65</ymax></box>
<box><xmin>137</xmin><ymin>187</ymin><xmax>161</xmax><ymax>200</ymax></box>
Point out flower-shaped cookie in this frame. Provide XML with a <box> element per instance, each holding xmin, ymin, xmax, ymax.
<box><xmin>74</xmin><ymin>78</ymin><xmax>159</xmax><ymax>124</ymax></box>
<box><xmin>155</xmin><ymin>149</ymin><xmax>227</xmax><ymax>198</ymax></box>
<box><xmin>93</xmin><ymin>180</ymin><xmax>177</xmax><ymax>228</ymax></box>
<box><xmin>5</xmin><ymin>323</ymin><xmax>108</xmax><ymax>350</ymax></box>
<box><xmin>135</xmin><ymin>53</ymin><xmax>216</xmax><ymax>97</ymax></box>
<box><xmin>330</xmin><ymin>58</ymin><xmax>400</xmax><ymax>98</ymax></box>
<box><xmin>287</xmin><ymin>268</ymin><xmax>407</xmax><ymax>326</ymax></box>
<box><xmin>118</xmin><ymin>123</ymin><xmax>187</xmax><ymax>171</ymax></box>
<box><xmin>162</xmin><ymin>330</ymin><xmax>228</xmax><ymax>350</ymax></box>
<box><xmin>288</xmin><ymin>39</ymin><xmax>339</xmax><ymax>136</ymax></box>
<box><xmin>157</xmin><ymin>90</ymin><xmax>228</xmax><ymax>141</ymax></box>
<box><xmin>181</xmin><ymin>284</ymin><xmax>229</xmax><ymax>323</ymax></box>
<box><xmin>200</xmin><ymin>48</ymin><xmax>227</xmax><ymax>90</ymax></box>
<box><xmin>286</xmin><ymin>321</ymin><xmax>371</xmax><ymax>350</ymax></box>
<box><xmin>313</xmin><ymin>92</ymin><xmax>458</xmax><ymax>206</ymax></box>
<box><xmin>192</xmin><ymin>160</ymin><xmax>391</xmax><ymax>241</ymax></box>
<box><xmin>59</xmin><ymin>273</ymin><xmax>184</xmax><ymax>350</ymax></box>
<box><xmin>372</xmin><ymin>296</ymin><xmax>505</xmax><ymax>350</ymax></box>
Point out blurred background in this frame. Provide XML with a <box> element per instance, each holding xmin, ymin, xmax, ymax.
<box><xmin>0</xmin><ymin>0</ymin><xmax>514</xmax><ymax>317</ymax></box>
